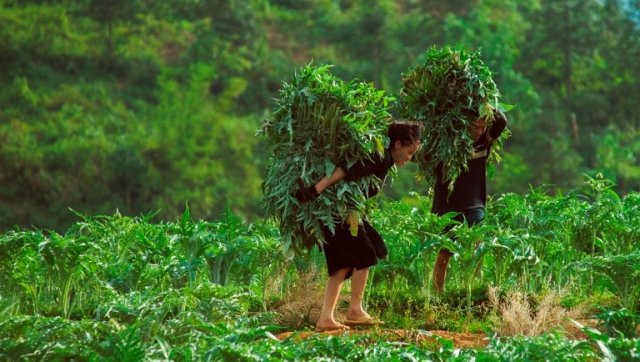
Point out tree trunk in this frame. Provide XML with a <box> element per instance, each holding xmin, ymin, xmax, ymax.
<box><xmin>107</xmin><ymin>20</ymin><xmax>113</xmax><ymax>59</ymax></box>
<box><xmin>563</xmin><ymin>1</ymin><xmax>577</xmax><ymax>143</ymax></box>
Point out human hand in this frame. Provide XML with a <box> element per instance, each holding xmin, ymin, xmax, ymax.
<box><xmin>494</xmin><ymin>108</ymin><xmax>508</xmax><ymax>123</ymax></box>
<box><xmin>295</xmin><ymin>180</ymin><xmax>319</xmax><ymax>203</ymax></box>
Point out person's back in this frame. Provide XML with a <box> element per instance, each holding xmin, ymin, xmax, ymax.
<box><xmin>431</xmin><ymin>132</ymin><xmax>492</xmax><ymax>215</ymax></box>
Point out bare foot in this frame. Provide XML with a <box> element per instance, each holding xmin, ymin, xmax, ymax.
<box><xmin>345</xmin><ymin>309</ymin><xmax>370</xmax><ymax>321</ymax></box>
<box><xmin>316</xmin><ymin>316</ymin><xmax>349</xmax><ymax>331</ymax></box>
<box><xmin>315</xmin><ymin>319</ymin><xmax>350</xmax><ymax>332</ymax></box>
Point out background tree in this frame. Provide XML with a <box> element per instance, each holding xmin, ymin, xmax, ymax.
<box><xmin>87</xmin><ymin>0</ymin><xmax>137</xmax><ymax>59</ymax></box>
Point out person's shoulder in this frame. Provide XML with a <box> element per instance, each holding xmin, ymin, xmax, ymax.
<box><xmin>382</xmin><ymin>148</ymin><xmax>393</xmax><ymax>167</ymax></box>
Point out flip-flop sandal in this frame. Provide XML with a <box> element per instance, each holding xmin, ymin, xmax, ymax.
<box><xmin>344</xmin><ymin>316</ymin><xmax>385</xmax><ymax>327</ymax></box>
<box><xmin>315</xmin><ymin>323</ymin><xmax>351</xmax><ymax>333</ymax></box>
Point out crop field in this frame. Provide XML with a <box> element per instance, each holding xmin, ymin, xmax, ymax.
<box><xmin>1</xmin><ymin>177</ymin><xmax>639</xmax><ymax>361</ymax></box>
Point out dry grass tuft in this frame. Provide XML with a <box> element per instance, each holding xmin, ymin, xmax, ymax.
<box><xmin>488</xmin><ymin>286</ymin><xmax>585</xmax><ymax>336</ymax></box>
<box><xmin>273</xmin><ymin>272</ymin><xmax>347</xmax><ymax>328</ymax></box>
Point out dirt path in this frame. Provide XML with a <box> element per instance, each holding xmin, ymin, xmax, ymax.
<box><xmin>276</xmin><ymin>319</ymin><xmax>608</xmax><ymax>349</ymax></box>
<box><xmin>276</xmin><ymin>329</ymin><xmax>489</xmax><ymax>349</ymax></box>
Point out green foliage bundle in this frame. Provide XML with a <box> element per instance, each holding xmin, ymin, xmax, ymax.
<box><xmin>261</xmin><ymin>65</ymin><xmax>393</xmax><ymax>253</ymax></box>
<box><xmin>399</xmin><ymin>46</ymin><xmax>506</xmax><ymax>188</ymax></box>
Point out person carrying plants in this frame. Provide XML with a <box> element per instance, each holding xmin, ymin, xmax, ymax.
<box><xmin>397</xmin><ymin>47</ymin><xmax>511</xmax><ymax>293</ymax></box>
<box><xmin>296</xmin><ymin>121</ymin><xmax>423</xmax><ymax>332</ymax></box>
<box><xmin>431</xmin><ymin>109</ymin><xmax>508</xmax><ymax>293</ymax></box>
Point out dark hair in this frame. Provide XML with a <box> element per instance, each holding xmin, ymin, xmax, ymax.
<box><xmin>388</xmin><ymin>120</ymin><xmax>423</xmax><ymax>147</ymax></box>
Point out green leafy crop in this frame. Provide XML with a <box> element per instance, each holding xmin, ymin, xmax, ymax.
<box><xmin>260</xmin><ymin>64</ymin><xmax>393</xmax><ymax>254</ymax></box>
<box><xmin>399</xmin><ymin>46</ymin><xmax>507</xmax><ymax>189</ymax></box>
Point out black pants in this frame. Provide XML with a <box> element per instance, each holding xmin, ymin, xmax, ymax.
<box><xmin>444</xmin><ymin>207</ymin><xmax>485</xmax><ymax>232</ymax></box>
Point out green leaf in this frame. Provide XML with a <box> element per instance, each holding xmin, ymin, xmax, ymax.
<box><xmin>324</xmin><ymin>158</ymin><xmax>335</xmax><ymax>178</ymax></box>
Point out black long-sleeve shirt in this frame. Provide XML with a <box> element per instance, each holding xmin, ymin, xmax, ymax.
<box><xmin>431</xmin><ymin>116</ymin><xmax>507</xmax><ymax>215</ymax></box>
<box><xmin>338</xmin><ymin>149</ymin><xmax>394</xmax><ymax>198</ymax></box>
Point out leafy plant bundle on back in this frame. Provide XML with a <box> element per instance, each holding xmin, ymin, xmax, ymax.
<box><xmin>260</xmin><ymin>65</ymin><xmax>392</xmax><ymax>255</ymax></box>
<box><xmin>399</xmin><ymin>46</ymin><xmax>507</xmax><ymax>189</ymax></box>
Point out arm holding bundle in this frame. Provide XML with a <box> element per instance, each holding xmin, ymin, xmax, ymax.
<box><xmin>295</xmin><ymin>157</ymin><xmax>378</xmax><ymax>203</ymax></box>
<box><xmin>488</xmin><ymin>109</ymin><xmax>508</xmax><ymax>144</ymax></box>
<box><xmin>295</xmin><ymin>167</ymin><xmax>346</xmax><ymax>202</ymax></box>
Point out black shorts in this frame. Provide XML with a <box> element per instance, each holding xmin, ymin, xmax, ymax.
<box><xmin>321</xmin><ymin>219</ymin><xmax>388</xmax><ymax>280</ymax></box>
<box><xmin>446</xmin><ymin>207</ymin><xmax>485</xmax><ymax>231</ymax></box>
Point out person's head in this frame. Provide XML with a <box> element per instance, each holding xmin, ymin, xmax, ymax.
<box><xmin>471</xmin><ymin>117</ymin><xmax>488</xmax><ymax>141</ymax></box>
<box><xmin>388</xmin><ymin>120</ymin><xmax>423</xmax><ymax>166</ymax></box>
<box><xmin>464</xmin><ymin>109</ymin><xmax>487</xmax><ymax>141</ymax></box>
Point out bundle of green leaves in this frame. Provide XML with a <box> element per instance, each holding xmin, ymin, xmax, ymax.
<box><xmin>399</xmin><ymin>46</ymin><xmax>507</xmax><ymax>189</ymax></box>
<box><xmin>261</xmin><ymin>65</ymin><xmax>393</xmax><ymax>254</ymax></box>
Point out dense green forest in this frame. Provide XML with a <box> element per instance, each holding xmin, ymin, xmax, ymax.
<box><xmin>1</xmin><ymin>0</ymin><xmax>639</xmax><ymax>231</ymax></box>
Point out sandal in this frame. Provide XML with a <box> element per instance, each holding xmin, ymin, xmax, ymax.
<box><xmin>315</xmin><ymin>323</ymin><xmax>351</xmax><ymax>332</ymax></box>
<box><xmin>343</xmin><ymin>315</ymin><xmax>385</xmax><ymax>327</ymax></box>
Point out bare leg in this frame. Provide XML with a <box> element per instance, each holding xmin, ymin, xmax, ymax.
<box><xmin>433</xmin><ymin>249</ymin><xmax>453</xmax><ymax>293</ymax></box>
<box><xmin>316</xmin><ymin>268</ymin><xmax>350</xmax><ymax>329</ymax></box>
<box><xmin>346</xmin><ymin>267</ymin><xmax>370</xmax><ymax>320</ymax></box>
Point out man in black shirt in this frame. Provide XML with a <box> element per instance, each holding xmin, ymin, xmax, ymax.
<box><xmin>432</xmin><ymin>109</ymin><xmax>508</xmax><ymax>293</ymax></box>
